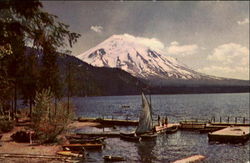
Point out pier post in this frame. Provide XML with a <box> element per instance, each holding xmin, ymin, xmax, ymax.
<box><xmin>235</xmin><ymin>117</ymin><xmax>237</xmax><ymax>124</ymax></box>
<box><xmin>243</xmin><ymin>117</ymin><xmax>245</xmax><ymax>124</ymax></box>
<box><xmin>227</xmin><ymin>117</ymin><xmax>230</xmax><ymax>123</ymax></box>
<box><xmin>219</xmin><ymin>117</ymin><xmax>221</xmax><ymax>123</ymax></box>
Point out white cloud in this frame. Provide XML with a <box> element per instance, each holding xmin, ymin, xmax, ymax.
<box><xmin>237</xmin><ymin>18</ymin><xmax>249</xmax><ymax>25</ymax></box>
<box><xmin>90</xmin><ymin>25</ymin><xmax>103</xmax><ymax>33</ymax></box>
<box><xmin>121</xmin><ymin>33</ymin><xmax>165</xmax><ymax>50</ymax></box>
<box><xmin>170</xmin><ymin>41</ymin><xmax>179</xmax><ymax>46</ymax></box>
<box><xmin>198</xmin><ymin>43</ymin><xmax>249</xmax><ymax>80</ymax></box>
<box><xmin>207</xmin><ymin>43</ymin><xmax>249</xmax><ymax>65</ymax></box>
<box><xmin>166</xmin><ymin>41</ymin><xmax>199</xmax><ymax>56</ymax></box>
<box><xmin>197</xmin><ymin>65</ymin><xmax>249</xmax><ymax>80</ymax></box>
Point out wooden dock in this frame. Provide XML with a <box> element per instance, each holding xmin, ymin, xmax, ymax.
<box><xmin>180</xmin><ymin>119</ymin><xmax>250</xmax><ymax>131</ymax></box>
<box><xmin>210</xmin><ymin>122</ymin><xmax>250</xmax><ymax>127</ymax></box>
<box><xmin>78</xmin><ymin>117</ymin><xmax>138</xmax><ymax>126</ymax></box>
<box><xmin>155</xmin><ymin>123</ymin><xmax>180</xmax><ymax>133</ymax></box>
<box><xmin>77</xmin><ymin>123</ymin><xmax>180</xmax><ymax>138</ymax></box>
<box><xmin>208</xmin><ymin>126</ymin><xmax>250</xmax><ymax>143</ymax></box>
<box><xmin>179</xmin><ymin>120</ymin><xmax>206</xmax><ymax>130</ymax></box>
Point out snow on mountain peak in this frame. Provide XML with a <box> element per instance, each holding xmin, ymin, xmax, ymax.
<box><xmin>77</xmin><ymin>34</ymin><xmax>211</xmax><ymax>80</ymax></box>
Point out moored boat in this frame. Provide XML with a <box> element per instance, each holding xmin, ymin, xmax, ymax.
<box><xmin>120</xmin><ymin>92</ymin><xmax>156</xmax><ymax>142</ymax></box>
<box><xmin>120</xmin><ymin>132</ymin><xmax>141</xmax><ymax>141</ymax></box>
<box><xmin>103</xmin><ymin>155</ymin><xmax>126</xmax><ymax>161</ymax></box>
<box><xmin>57</xmin><ymin>151</ymin><xmax>84</xmax><ymax>158</ymax></box>
<box><xmin>140</xmin><ymin>132</ymin><xmax>157</xmax><ymax>140</ymax></box>
<box><xmin>63</xmin><ymin>143</ymin><xmax>103</xmax><ymax>150</ymax></box>
<box><xmin>121</xmin><ymin>105</ymin><xmax>130</xmax><ymax>108</ymax></box>
<box><xmin>165</xmin><ymin>125</ymin><xmax>178</xmax><ymax>134</ymax></box>
<box><xmin>68</xmin><ymin>136</ymin><xmax>105</xmax><ymax>144</ymax></box>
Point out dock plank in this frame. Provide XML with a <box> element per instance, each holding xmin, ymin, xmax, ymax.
<box><xmin>208</xmin><ymin>126</ymin><xmax>250</xmax><ymax>143</ymax></box>
<box><xmin>172</xmin><ymin>155</ymin><xmax>205</xmax><ymax>163</ymax></box>
<box><xmin>155</xmin><ymin>123</ymin><xmax>180</xmax><ymax>133</ymax></box>
<box><xmin>210</xmin><ymin>126</ymin><xmax>249</xmax><ymax>136</ymax></box>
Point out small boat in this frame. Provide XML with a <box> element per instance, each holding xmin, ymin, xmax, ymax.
<box><xmin>120</xmin><ymin>132</ymin><xmax>141</xmax><ymax>142</ymax></box>
<box><xmin>69</xmin><ymin>139</ymin><xmax>104</xmax><ymax>144</ymax></box>
<box><xmin>166</xmin><ymin>126</ymin><xmax>178</xmax><ymax>134</ymax></box>
<box><xmin>68</xmin><ymin>136</ymin><xmax>105</xmax><ymax>144</ymax></box>
<box><xmin>121</xmin><ymin>105</ymin><xmax>130</xmax><ymax>108</ymax></box>
<box><xmin>120</xmin><ymin>93</ymin><xmax>156</xmax><ymax>142</ymax></box>
<box><xmin>63</xmin><ymin>143</ymin><xmax>103</xmax><ymax>150</ymax></box>
<box><xmin>57</xmin><ymin>151</ymin><xmax>84</xmax><ymax>157</ymax></box>
<box><xmin>103</xmin><ymin>155</ymin><xmax>125</xmax><ymax>161</ymax></box>
<box><xmin>140</xmin><ymin>132</ymin><xmax>157</xmax><ymax>140</ymax></box>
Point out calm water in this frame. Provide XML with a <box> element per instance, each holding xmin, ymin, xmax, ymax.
<box><xmin>72</xmin><ymin>93</ymin><xmax>249</xmax><ymax>163</ymax></box>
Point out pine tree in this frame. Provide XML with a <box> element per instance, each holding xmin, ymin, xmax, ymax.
<box><xmin>0</xmin><ymin>0</ymin><xmax>80</xmax><ymax>118</ymax></box>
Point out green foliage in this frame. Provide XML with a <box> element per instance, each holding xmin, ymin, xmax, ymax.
<box><xmin>0</xmin><ymin>44</ymin><xmax>12</xmax><ymax>58</ymax></box>
<box><xmin>0</xmin><ymin>0</ymin><xmax>80</xmax><ymax>119</ymax></box>
<box><xmin>0</xmin><ymin>119</ymin><xmax>14</xmax><ymax>133</ymax></box>
<box><xmin>20</xmin><ymin>53</ymin><xmax>39</xmax><ymax>113</ymax></box>
<box><xmin>31</xmin><ymin>89</ymin><xmax>74</xmax><ymax>143</ymax></box>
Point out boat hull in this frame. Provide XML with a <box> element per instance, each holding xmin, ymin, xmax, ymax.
<box><xmin>63</xmin><ymin>143</ymin><xmax>103</xmax><ymax>150</ymax></box>
<box><xmin>166</xmin><ymin>126</ymin><xmax>178</xmax><ymax>134</ymax></box>
<box><xmin>120</xmin><ymin>132</ymin><xmax>141</xmax><ymax>142</ymax></box>
<box><xmin>140</xmin><ymin>133</ymin><xmax>157</xmax><ymax>140</ymax></box>
<box><xmin>57</xmin><ymin>151</ymin><xmax>84</xmax><ymax>157</ymax></box>
<box><xmin>103</xmin><ymin>155</ymin><xmax>125</xmax><ymax>161</ymax></box>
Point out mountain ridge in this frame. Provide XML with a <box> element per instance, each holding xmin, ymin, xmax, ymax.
<box><xmin>77</xmin><ymin>34</ymin><xmax>223</xmax><ymax>81</ymax></box>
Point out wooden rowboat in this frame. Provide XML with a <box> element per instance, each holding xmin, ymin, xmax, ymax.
<box><xmin>140</xmin><ymin>133</ymin><xmax>157</xmax><ymax>140</ymax></box>
<box><xmin>57</xmin><ymin>151</ymin><xmax>84</xmax><ymax>157</ymax></box>
<box><xmin>68</xmin><ymin>136</ymin><xmax>105</xmax><ymax>144</ymax></box>
<box><xmin>103</xmin><ymin>155</ymin><xmax>125</xmax><ymax>161</ymax></box>
<box><xmin>120</xmin><ymin>132</ymin><xmax>141</xmax><ymax>142</ymax></box>
<box><xmin>69</xmin><ymin>139</ymin><xmax>103</xmax><ymax>144</ymax></box>
<box><xmin>165</xmin><ymin>126</ymin><xmax>178</xmax><ymax>134</ymax></box>
<box><xmin>63</xmin><ymin>143</ymin><xmax>103</xmax><ymax>150</ymax></box>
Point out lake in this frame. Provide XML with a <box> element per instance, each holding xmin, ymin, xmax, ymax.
<box><xmin>72</xmin><ymin>93</ymin><xmax>249</xmax><ymax>163</ymax></box>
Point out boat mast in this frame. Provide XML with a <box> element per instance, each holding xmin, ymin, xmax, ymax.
<box><xmin>149</xmin><ymin>89</ymin><xmax>153</xmax><ymax>127</ymax></box>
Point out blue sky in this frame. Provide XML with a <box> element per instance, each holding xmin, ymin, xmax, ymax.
<box><xmin>43</xmin><ymin>1</ymin><xmax>249</xmax><ymax>80</ymax></box>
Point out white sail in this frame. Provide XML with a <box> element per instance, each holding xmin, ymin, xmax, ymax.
<box><xmin>135</xmin><ymin>93</ymin><xmax>154</xmax><ymax>134</ymax></box>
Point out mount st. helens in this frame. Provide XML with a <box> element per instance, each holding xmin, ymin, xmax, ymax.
<box><xmin>77</xmin><ymin>35</ymin><xmax>217</xmax><ymax>81</ymax></box>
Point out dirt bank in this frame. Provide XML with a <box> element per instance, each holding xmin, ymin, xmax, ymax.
<box><xmin>0</xmin><ymin>121</ymin><xmax>100</xmax><ymax>162</ymax></box>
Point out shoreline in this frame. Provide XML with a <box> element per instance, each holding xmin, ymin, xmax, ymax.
<box><xmin>0</xmin><ymin>122</ymin><xmax>100</xmax><ymax>162</ymax></box>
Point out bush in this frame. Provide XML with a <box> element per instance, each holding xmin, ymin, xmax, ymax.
<box><xmin>31</xmin><ymin>89</ymin><xmax>74</xmax><ymax>143</ymax></box>
<box><xmin>0</xmin><ymin>119</ymin><xmax>14</xmax><ymax>133</ymax></box>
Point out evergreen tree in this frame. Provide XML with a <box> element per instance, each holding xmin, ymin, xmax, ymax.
<box><xmin>20</xmin><ymin>52</ymin><xmax>39</xmax><ymax>117</ymax></box>
<box><xmin>0</xmin><ymin>0</ymin><xmax>80</xmax><ymax>118</ymax></box>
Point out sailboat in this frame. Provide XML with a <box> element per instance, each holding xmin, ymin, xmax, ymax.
<box><xmin>120</xmin><ymin>92</ymin><xmax>157</xmax><ymax>141</ymax></box>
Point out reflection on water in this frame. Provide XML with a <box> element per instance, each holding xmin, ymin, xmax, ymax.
<box><xmin>72</xmin><ymin>93</ymin><xmax>249</xmax><ymax>163</ymax></box>
<box><xmin>80</xmin><ymin>129</ymin><xmax>249</xmax><ymax>163</ymax></box>
<box><xmin>137</xmin><ymin>138</ymin><xmax>157</xmax><ymax>163</ymax></box>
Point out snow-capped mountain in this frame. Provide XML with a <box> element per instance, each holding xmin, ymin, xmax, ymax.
<box><xmin>77</xmin><ymin>34</ymin><xmax>215</xmax><ymax>80</ymax></box>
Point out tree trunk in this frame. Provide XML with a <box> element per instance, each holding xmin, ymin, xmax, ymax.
<box><xmin>14</xmin><ymin>81</ymin><xmax>17</xmax><ymax>119</ymax></box>
<box><xmin>54</xmin><ymin>97</ymin><xmax>57</xmax><ymax>115</ymax></box>
<box><xmin>29</xmin><ymin>97</ymin><xmax>32</xmax><ymax>118</ymax></box>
